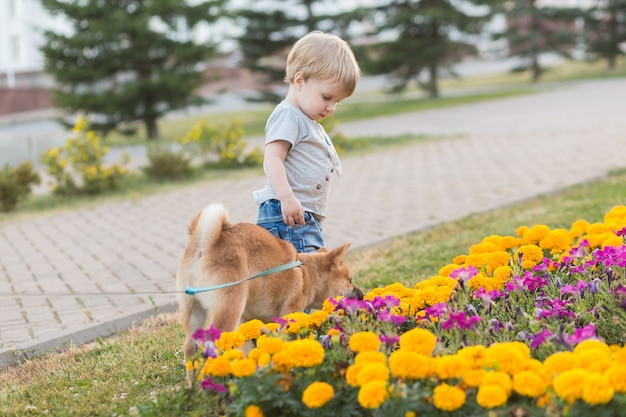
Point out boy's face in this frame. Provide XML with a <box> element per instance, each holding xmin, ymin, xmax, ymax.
<box><xmin>292</xmin><ymin>72</ymin><xmax>347</xmax><ymax>121</ymax></box>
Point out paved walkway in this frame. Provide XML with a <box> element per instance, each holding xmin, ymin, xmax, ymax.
<box><xmin>1</xmin><ymin>78</ymin><xmax>626</xmax><ymax>367</ymax></box>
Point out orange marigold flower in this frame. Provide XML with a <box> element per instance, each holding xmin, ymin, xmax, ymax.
<box><xmin>245</xmin><ymin>405</ymin><xmax>264</xmax><ymax>417</ymax></box>
<box><xmin>553</xmin><ymin>369</ymin><xmax>588</xmax><ymax>403</ymax></box>
<box><xmin>389</xmin><ymin>350</ymin><xmax>433</xmax><ymax>379</ymax></box>
<box><xmin>435</xmin><ymin>354</ymin><xmax>467</xmax><ymax>380</ymax></box>
<box><xmin>256</xmin><ymin>335</ymin><xmax>285</xmax><ymax>354</ymax></box>
<box><xmin>285</xmin><ymin>339</ymin><xmax>325</xmax><ymax>368</ymax></box>
<box><xmin>399</xmin><ymin>328</ymin><xmax>437</xmax><ymax>356</ymax></box>
<box><xmin>349</xmin><ymin>331</ymin><xmax>381</xmax><ymax>353</ymax></box>
<box><xmin>523</xmin><ymin>224</ymin><xmax>550</xmax><ymax>244</ymax></box>
<box><xmin>513</xmin><ymin>244</ymin><xmax>544</xmax><ymax>269</ymax></box>
<box><xmin>605</xmin><ymin>363</ymin><xmax>626</xmax><ymax>393</ymax></box>
<box><xmin>237</xmin><ymin>319</ymin><xmax>265</xmax><ymax>341</ymax></box>
<box><xmin>215</xmin><ymin>331</ymin><xmax>246</xmax><ymax>350</ymax></box>
<box><xmin>432</xmin><ymin>383</ymin><xmax>466</xmax><ymax>411</ymax></box>
<box><xmin>356</xmin><ymin>362</ymin><xmax>390</xmax><ymax>386</ymax></box>
<box><xmin>355</xmin><ymin>351</ymin><xmax>387</xmax><ymax>365</ymax></box>
<box><xmin>302</xmin><ymin>381</ymin><xmax>334</xmax><ymax>408</ymax></box>
<box><xmin>358</xmin><ymin>380</ymin><xmax>389</xmax><ymax>409</ymax></box>
<box><xmin>513</xmin><ymin>371</ymin><xmax>547</xmax><ymax>398</ymax></box>
<box><xmin>477</xmin><ymin>384</ymin><xmax>508</xmax><ymax>409</ymax></box>
<box><xmin>582</xmin><ymin>372</ymin><xmax>614</xmax><ymax>405</ymax></box>
<box><xmin>231</xmin><ymin>358</ymin><xmax>257</xmax><ymax>378</ymax></box>
<box><xmin>481</xmin><ymin>371</ymin><xmax>512</xmax><ymax>395</ymax></box>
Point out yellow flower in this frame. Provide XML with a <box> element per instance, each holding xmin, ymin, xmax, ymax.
<box><xmin>605</xmin><ymin>363</ymin><xmax>626</xmax><ymax>393</ymax></box>
<box><xmin>513</xmin><ymin>244</ymin><xmax>544</xmax><ymax>269</ymax></box>
<box><xmin>476</xmin><ymin>384</ymin><xmax>508</xmax><ymax>409</ymax></box>
<box><xmin>231</xmin><ymin>358</ymin><xmax>257</xmax><ymax>377</ymax></box>
<box><xmin>512</xmin><ymin>370</ymin><xmax>546</xmax><ymax>398</ymax></box>
<box><xmin>462</xmin><ymin>369</ymin><xmax>486</xmax><ymax>387</ymax></box>
<box><xmin>523</xmin><ymin>224</ymin><xmax>550</xmax><ymax>244</ymax></box>
<box><xmin>553</xmin><ymin>368</ymin><xmax>588</xmax><ymax>403</ymax></box>
<box><xmin>389</xmin><ymin>350</ymin><xmax>433</xmax><ymax>379</ymax></box>
<box><xmin>582</xmin><ymin>372</ymin><xmax>614</xmax><ymax>405</ymax></box>
<box><xmin>356</xmin><ymin>362</ymin><xmax>390</xmax><ymax>386</ymax></box>
<box><xmin>282</xmin><ymin>312</ymin><xmax>311</xmax><ymax>333</ymax></box>
<box><xmin>205</xmin><ymin>356</ymin><xmax>231</xmax><ymax>377</ymax></box>
<box><xmin>485</xmin><ymin>342</ymin><xmax>530</xmax><ymax>375</ymax></box>
<box><xmin>308</xmin><ymin>310</ymin><xmax>329</xmax><ymax>326</ymax></box>
<box><xmin>355</xmin><ymin>351</ymin><xmax>387</xmax><ymax>365</ymax></box>
<box><xmin>486</xmin><ymin>251</ymin><xmax>512</xmax><ymax>273</ymax></box>
<box><xmin>346</xmin><ymin>363</ymin><xmax>365</xmax><ymax>387</ymax></box>
<box><xmin>237</xmin><ymin>319</ymin><xmax>265</xmax><ymax>340</ymax></box>
<box><xmin>481</xmin><ymin>371</ymin><xmax>512</xmax><ymax>396</ymax></box>
<box><xmin>432</xmin><ymin>383</ymin><xmax>466</xmax><ymax>411</ymax></box>
<box><xmin>457</xmin><ymin>345</ymin><xmax>488</xmax><ymax>369</ymax></box>
<box><xmin>284</xmin><ymin>339</ymin><xmax>325</xmax><ymax>368</ymax></box>
<box><xmin>543</xmin><ymin>351</ymin><xmax>578</xmax><ymax>378</ymax></box>
<box><xmin>349</xmin><ymin>331</ymin><xmax>381</xmax><ymax>353</ymax></box>
<box><xmin>358</xmin><ymin>380</ymin><xmax>389</xmax><ymax>409</ymax></box>
<box><xmin>398</xmin><ymin>328</ymin><xmax>437</xmax><ymax>356</ymax></box>
<box><xmin>539</xmin><ymin>228</ymin><xmax>572</xmax><ymax>253</ymax></box>
<box><xmin>245</xmin><ymin>404</ymin><xmax>264</xmax><ymax>417</ymax></box>
<box><xmin>256</xmin><ymin>335</ymin><xmax>285</xmax><ymax>354</ymax></box>
<box><xmin>435</xmin><ymin>354</ymin><xmax>467</xmax><ymax>380</ymax></box>
<box><xmin>302</xmin><ymin>381</ymin><xmax>334</xmax><ymax>408</ymax></box>
<box><xmin>215</xmin><ymin>331</ymin><xmax>246</xmax><ymax>350</ymax></box>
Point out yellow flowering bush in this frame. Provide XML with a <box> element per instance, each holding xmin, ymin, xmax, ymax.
<box><xmin>41</xmin><ymin>116</ymin><xmax>128</xmax><ymax>195</ymax></box>
<box><xmin>185</xmin><ymin>205</ymin><xmax>626</xmax><ymax>416</ymax></box>
<box><xmin>177</xmin><ymin>118</ymin><xmax>263</xmax><ymax>168</ymax></box>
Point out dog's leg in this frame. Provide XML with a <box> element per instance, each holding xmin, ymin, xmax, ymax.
<box><xmin>181</xmin><ymin>297</ymin><xmax>209</xmax><ymax>362</ymax></box>
<box><xmin>210</xmin><ymin>286</ymin><xmax>247</xmax><ymax>333</ymax></box>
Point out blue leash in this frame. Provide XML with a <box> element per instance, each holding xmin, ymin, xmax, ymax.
<box><xmin>185</xmin><ymin>260</ymin><xmax>302</xmax><ymax>295</ymax></box>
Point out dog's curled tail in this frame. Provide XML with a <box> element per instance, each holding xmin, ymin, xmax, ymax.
<box><xmin>195</xmin><ymin>203</ymin><xmax>230</xmax><ymax>254</ymax></box>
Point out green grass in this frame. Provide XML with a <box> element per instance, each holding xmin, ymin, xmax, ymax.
<box><xmin>2</xmin><ymin>166</ymin><xmax>626</xmax><ymax>417</ymax></box>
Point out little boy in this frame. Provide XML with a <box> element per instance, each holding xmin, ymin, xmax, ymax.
<box><xmin>253</xmin><ymin>31</ymin><xmax>361</xmax><ymax>253</ymax></box>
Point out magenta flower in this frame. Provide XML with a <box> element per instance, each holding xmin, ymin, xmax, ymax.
<box><xmin>192</xmin><ymin>324</ymin><xmax>221</xmax><ymax>343</ymax></box>
<box><xmin>442</xmin><ymin>310</ymin><xmax>481</xmax><ymax>331</ymax></box>
<box><xmin>201</xmin><ymin>377</ymin><xmax>227</xmax><ymax>393</ymax></box>
<box><xmin>566</xmin><ymin>324</ymin><xmax>597</xmax><ymax>344</ymax></box>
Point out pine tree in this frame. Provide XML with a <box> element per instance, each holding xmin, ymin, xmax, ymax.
<box><xmin>232</xmin><ymin>0</ymin><xmax>367</xmax><ymax>102</ymax></box>
<box><xmin>585</xmin><ymin>0</ymin><xmax>626</xmax><ymax>69</ymax></box>
<box><xmin>498</xmin><ymin>0</ymin><xmax>582</xmax><ymax>82</ymax></box>
<box><xmin>361</xmin><ymin>0</ymin><xmax>496</xmax><ymax>98</ymax></box>
<box><xmin>39</xmin><ymin>0</ymin><xmax>225</xmax><ymax>139</ymax></box>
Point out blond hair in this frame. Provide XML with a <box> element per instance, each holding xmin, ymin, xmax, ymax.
<box><xmin>285</xmin><ymin>31</ymin><xmax>361</xmax><ymax>98</ymax></box>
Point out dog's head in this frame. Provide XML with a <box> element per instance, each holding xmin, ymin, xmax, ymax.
<box><xmin>301</xmin><ymin>243</ymin><xmax>363</xmax><ymax>308</ymax></box>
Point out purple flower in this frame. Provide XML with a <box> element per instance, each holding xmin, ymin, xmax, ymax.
<box><xmin>450</xmin><ymin>266</ymin><xmax>479</xmax><ymax>284</ymax></box>
<box><xmin>379</xmin><ymin>334</ymin><xmax>400</xmax><ymax>349</ymax></box>
<box><xmin>192</xmin><ymin>325</ymin><xmax>222</xmax><ymax>343</ymax></box>
<box><xmin>377</xmin><ymin>309</ymin><xmax>407</xmax><ymax>325</ymax></box>
<box><xmin>371</xmin><ymin>295</ymin><xmax>401</xmax><ymax>311</ymax></box>
<box><xmin>530</xmin><ymin>329</ymin><xmax>553</xmax><ymax>349</ymax></box>
<box><xmin>424</xmin><ymin>302</ymin><xmax>448</xmax><ymax>319</ymax></box>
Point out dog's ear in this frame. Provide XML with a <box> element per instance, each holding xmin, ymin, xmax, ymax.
<box><xmin>329</xmin><ymin>243</ymin><xmax>351</xmax><ymax>264</ymax></box>
<box><xmin>316</xmin><ymin>247</ymin><xmax>329</xmax><ymax>253</ymax></box>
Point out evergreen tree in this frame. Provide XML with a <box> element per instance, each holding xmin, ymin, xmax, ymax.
<box><xmin>498</xmin><ymin>0</ymin><xmax>582</xmax><ymax>82</ymax></box>
<box><xmin>39</xmin><ymin>0</ymin><xmax>225</xmax><ymax>139</ymax></box>
<box><xmin>361</xmin><ymin>0</ymin><xmax>496</xmax><ymax>98</ymax></box>
<box><xmin>585</xmin><ymin>0</ymin><xmax>626</xmax><ymax>69</ymax></box>
<box><xmin>232</xmin><ymin>0</ymin><xmax>367</xmax><ymax>102</ymax></box>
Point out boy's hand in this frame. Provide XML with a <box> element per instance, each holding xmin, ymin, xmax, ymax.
<box><xmin>280</xmin><ymin>195</ymin><xmax>304</xmax><ymax>227</ymax></box>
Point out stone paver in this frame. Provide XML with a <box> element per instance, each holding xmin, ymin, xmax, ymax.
<box><xmin>1</xmin><ymin>78</ymin><xmax>626</xmax><ymax>367</ymax></box>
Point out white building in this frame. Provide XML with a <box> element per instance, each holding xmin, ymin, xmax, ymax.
<box><xmin>0</xmin><ymin>0</ymin><xmax>67</xmax><ymax>88</ymax></box>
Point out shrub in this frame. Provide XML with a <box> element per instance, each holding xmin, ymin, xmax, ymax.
<box><xmin>0</xmin><ymin>161</ymin><xmax>41</xmax><ymax>212</ymax></box>
<box><xmin>178</xmin><ymin>118</ymin><xmax>262</xmax><ymax>168</ymax></box>
<box><xmin>40</xmin><ymin>116</ymin><xmax>129</xmax><ymax>196</ymax></box>
<box><xmin>143</xmin><ymin>144</ymin><xmax>193</xmax><ymax>180</ymax></box>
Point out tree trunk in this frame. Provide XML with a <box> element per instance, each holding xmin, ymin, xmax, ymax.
<box><xmin>428</xmin><ymin>63</ymin><xmax>439</xmax><ymax>98</ymax></box>
<box><xmin>145</xmin><ymin>118</ymin><xmax>159</xmax><ymax>140</ymax></box>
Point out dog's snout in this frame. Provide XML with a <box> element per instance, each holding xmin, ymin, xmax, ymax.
<box><xmin>350</xmin><ymin>286</ymin><xmax>364</xmax><ymax>300</ymax></box>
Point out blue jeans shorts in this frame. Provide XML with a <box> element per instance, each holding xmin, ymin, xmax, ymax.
<box><xmin>256</xmin><ymin>199</ymin><xmax>325</xmax><ymax>253</ymax></box>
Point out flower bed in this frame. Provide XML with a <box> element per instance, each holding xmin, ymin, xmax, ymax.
<box><xmin>186</xmin><ymin>205</ymin><xmax>626</xmax><ymax>416</ymax></box>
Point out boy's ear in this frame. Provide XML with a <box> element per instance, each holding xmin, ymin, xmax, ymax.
<box><xmin>294</xmin><ymin>71</ymin><xmax>305</xmax><ymax>88</ymax></box>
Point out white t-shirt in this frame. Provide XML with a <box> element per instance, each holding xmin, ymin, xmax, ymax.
<box><xmin>252</xmin><ymin>100</ymin><xmax>342</xmax><ymax>220</ymax></box>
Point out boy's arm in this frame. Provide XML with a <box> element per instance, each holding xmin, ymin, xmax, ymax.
<box><xmin>264</xmin><ymin>140</ymin><xmax>305</xmax><ymax>227</ymax></box>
